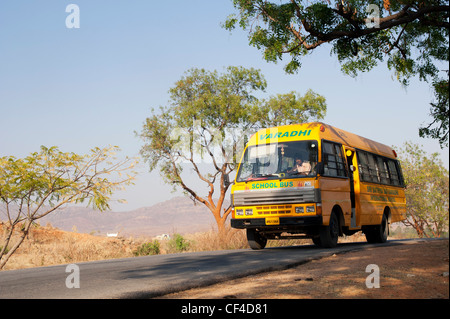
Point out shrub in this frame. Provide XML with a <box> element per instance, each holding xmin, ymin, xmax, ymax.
<box><xmin>168</xmin><ymin>233</ymin><xmax>190</xmax><ymax>253</ymax></box>
<box><xmin>134</xmin><ymin>240</ymin><xmax>160</xmax><ymax>256</ymax></box>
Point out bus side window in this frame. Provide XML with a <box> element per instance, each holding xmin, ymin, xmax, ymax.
<box><xmin>356</xmin><ymin>150</ymin><xmax>369</xmax><ymax>182</ymax></box>
<box><xmin>366</xmin><ymin>153</ymin><xmax>380</xmax><ymax>183</ymax></box>
<box><xmin>396</xmin><ymin>160</ymin><xmax>405</xmax><ymax>186</ymax></box>
<box><xmin>376</xmin><ymin>156</ymin><xmax>390</xmax><ymax>185</ymax></box>
<box><xmin>357</xmin><ymin>150</ymin><xmax>403</xmax><ymax>187</ymax></box>
<box><xmin>387</xmin><ymin>160</ymin><xmax>401</xmax><ymax>186</ymax></box>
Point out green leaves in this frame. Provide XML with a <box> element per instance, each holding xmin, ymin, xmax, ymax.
<box><xmin>225</xmin><ymin>0</ymin><xmax>449</xmax><ymax>146</ymax></box>
<box><xmin>226</xmin><ymin>1</ymin><xmax>448</xmax><ymax>75</ymax></box>
<box><xmin>419</xmin><ymin>76</ymin><xmax>449</xmax><ymax>148</ymax></box>
<box><xmin>139</xmin><ymin>66</ymin><xmax>327</xmax><ymax>186</ymax></box>
<box><xmin>134</xmin><ymin>240</ymin><xmax>161</xmax><ymax>256</ymax></box>
<box><xmin>138</xmin><ymin>66</ymin><xmax>326</xmax><ymax>232</ymax></box>
<box><xmin>397</xmin><ymin>141</ymin><xmax>449</xmax><ymax>237</ymax></box>
<box><xmin>0</xmin><ymin>145</ymin><xmax>137</xmax><ymax>216</ymax></box>
<box><xmin>255</xmin><ymin>89</ymin><xmax>327</xmax><ymax>127</ymax></box>
<box><xmin>0</xmin><ymin>145</ymin><xmax>138</xmax><ymax>269</ymax></box>
<box><xmin>169</xmin><ymin>66</ymin><xmax>267</xmax><ymax>128</ymax></box>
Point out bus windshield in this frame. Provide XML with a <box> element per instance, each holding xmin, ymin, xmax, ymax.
<box><xmin>236</xmin><ymin>141</ymin><xmax>318</xmax><ymax>182</ymax></box>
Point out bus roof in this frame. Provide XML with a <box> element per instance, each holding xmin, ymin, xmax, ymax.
<box><xmin>249</xmin><ymin>122</ymin><xmax>397</xmax><ymax>159</ymax></box>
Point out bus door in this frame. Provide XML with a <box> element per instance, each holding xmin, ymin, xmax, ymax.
<box><xmin>344</xmin><ymin>147</ymin><xmax>360</xmax><ymax>228</ymax></box>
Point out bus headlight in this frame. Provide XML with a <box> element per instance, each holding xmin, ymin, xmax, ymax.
<box><xmin>295</xmin><ymin>206</ymin><xmax>304</xmax><ymax>214</ymax></box>
<box><xmin>306</xmin><ymin>205</ymin><xmax>315</xmax><ymax>213</ymax></box>
<box><xmin>236</xmin><ymin>209</ymin><xmax>244</xmax><ymax>216</ymax></box>
<box><xmin>245</xmin><ymin>209</ymin><xmax>253</xmax><ymax>216</ymax></box>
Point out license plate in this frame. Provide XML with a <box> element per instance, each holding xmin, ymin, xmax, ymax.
<box><xmin>265</xmin><ymin>217</ymin><xmax>280</xmax><ymax>225</ymax></box>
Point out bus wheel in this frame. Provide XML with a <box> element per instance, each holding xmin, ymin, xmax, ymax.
<box><xmin>365</xmin><ymin>214</ymin><xmax>388</xmax><ymax>243</ymax></box>
<box><xmin>247</xmin><ymin>229</ymin><xmax>267</xmax><ymax>250</ymax></box>
<box><xmin>318</xmin><ymin>212</ymin><xmax>339</xmax><ymax>248</ymax></box>
<box><xmin>312</xmin><ymin>236</ymin><xmax>322</xmax><ymax>247</ymax></box>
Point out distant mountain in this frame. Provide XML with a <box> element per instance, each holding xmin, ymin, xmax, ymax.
<box><xmin>39</xmin><ymin>197</ymin><xmax>228</xmax><ymax>237</ymax></box>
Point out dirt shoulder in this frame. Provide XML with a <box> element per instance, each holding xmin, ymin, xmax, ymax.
<box><xmin>157</xmin><ymin>239</ymin><xmax>449</xmax><ymax>299</ymax></box>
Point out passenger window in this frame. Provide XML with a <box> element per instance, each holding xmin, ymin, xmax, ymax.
<box><xmin>376</xmin><ymin>157</ymin><xmax>390</xmax><ymax>184</ymax></box>
<box><xmin>366</xmin><ymin>153</ymin><xmax>380</xmax><ymax>183</ymax></box>
<box><xmin>356</xmin><ymin>150</ymin><xmax>369</xmax><ymax>182</ymax></box>
<box><xmin>387</xmin><ymin>160</ymin><xmax>400</xmax><ymax>186</ymax></box>
<box><xmin>356</xmin><ymin>150</ymin><xmax>403</xmax><ymax>187</ymax></box>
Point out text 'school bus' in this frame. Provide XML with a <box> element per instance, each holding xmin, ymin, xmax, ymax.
<box><xmin>230</xmin><ymin>122</ymin><xmax>406</xmax><ymax>249</ymax></box>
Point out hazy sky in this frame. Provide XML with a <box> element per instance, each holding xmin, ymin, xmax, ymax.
<box><xmin>1</xmin><ymin>1</ymin><xmax>448</xmax><ymax>211</ymax></box>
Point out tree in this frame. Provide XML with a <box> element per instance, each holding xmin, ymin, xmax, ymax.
<box><xmin>419</xmin><ymin>75</ymin><xmax>449</xmax><ymax>147</ymax></box>
<box><xmin>0</xmin><ymin>145</ymin><xmax>137</xmax><ymax>269</ymax></box>
<box><xmin>224</xmin><ymin>0</ymin><xmax>449</xmax><ymax>146</ymax></box>
<box><xmin>138</xmin><ymin>66</ymin><xmax>326</xmax><ymax>233</ymax></box>
<box><xmin>397</xmin><ymin>141</ymin><xmax>449</xmax><ymax>237</ymax></box>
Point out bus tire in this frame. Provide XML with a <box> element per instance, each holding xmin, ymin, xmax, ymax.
<box><xmin>247</xmin><ymin>229</ymin><xmax>267</xmax><ymax>250</ymax></box>
<box><xmin>312</xmin><ymin>236</ymin><xmax>322</xmax><ymax>247</ymax></box>
<box><xmin>318</xmin><ymin>212</ymin><xmax>339</xmax><ymax>248</ymax></box>
<box><xmin>365</xmin><ymin>214</ymin><xmax>388</xmax><ymax>243</ymax></box>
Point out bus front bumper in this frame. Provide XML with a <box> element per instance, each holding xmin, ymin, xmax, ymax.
<box><xmin>230</xmin><ymin>215</ymin><xmax>322</xmax><ymax>229</ymax></box>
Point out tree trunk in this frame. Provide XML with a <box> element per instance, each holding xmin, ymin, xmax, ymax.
<box><xmin>212</xmin><ymin>207</ymin><xmax>226</xmax><ymax>234</ymax></box>
<box><xmin>0</xmin><ymin>220</ymin><xmax>32</xmax><ymax>270</ymax></box>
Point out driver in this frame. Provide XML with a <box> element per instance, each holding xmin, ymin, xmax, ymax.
<box><xmin>288</xmin><ymin>157</ymin><xmax>311</xmax><ymax>175</ymax></box>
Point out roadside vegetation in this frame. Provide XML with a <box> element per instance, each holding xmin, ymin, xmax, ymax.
<box><xmin>0</xmin><ymin>146</ymin><xmax>137</xmax><ymax>270</ymax></box>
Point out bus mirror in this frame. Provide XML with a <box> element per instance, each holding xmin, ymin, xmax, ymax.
<box><xmin>316</xmin><ymin>162</ymin><xmax>324</xmax><ymax>175</ymax></box>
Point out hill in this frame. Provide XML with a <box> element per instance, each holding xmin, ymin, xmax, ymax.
<box><xmin>39</xmin><ymin>196</ymin><xmax>225</xmax><ymax>237</ymax></box>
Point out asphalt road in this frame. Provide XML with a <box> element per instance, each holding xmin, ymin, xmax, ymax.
<box><xmin>0</xmin><ymin>239</ymin><xmax>423</xmax><ymax>299</ymax></box>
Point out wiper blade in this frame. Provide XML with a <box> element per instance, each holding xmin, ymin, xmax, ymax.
<box><xmin>245</xmin><ymin>173</ymin><xmax>280</xmax><ymax>181</ymax></box>
<box><xmin>288</xmin><ymin>171</ymin><xmax>313</xmax><ymax>176</ymax></box>
<box><xmin>245</xmin><ymin>176</ymin><xmax>266</xmax><ymax>181</ymax></box>
<box><xmin>261</xmin><ymin>174</ymin><xmax>280</xmax><ymax>178</ymax></box>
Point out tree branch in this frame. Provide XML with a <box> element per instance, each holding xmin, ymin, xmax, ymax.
<box><xmin>297</xmin><ymin>4</ymin><xmax>449</xmax><ymax>49</ymax></box>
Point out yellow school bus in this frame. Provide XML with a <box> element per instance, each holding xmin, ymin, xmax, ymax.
<box><xmin>230</xmin><ymin>122</ymin><xmax>406</xmax><ymax>249</ymax></box>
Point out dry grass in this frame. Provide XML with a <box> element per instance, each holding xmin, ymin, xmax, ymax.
<box><xmin>1</xmin><ymin>223</ymin><xmax>142</xmax><ymax>270</ymax></box>
<box><xmin>185</xmin><ymin>226</ymin><xmax>248</xmax><ymax>252</ymax></box>
<box><xmin>2</xmin><ymin>223</ymin><xmax>251</xmax><ymax>270</ymax></box>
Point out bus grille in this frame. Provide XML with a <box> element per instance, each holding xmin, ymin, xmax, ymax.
<box><xmin>256</xmin><ymin>205</ymin><xmax>292</xmax><ymax>215</ymax></box>
<box><xmin>233</xmin><ymin>187</ymin><xmax>320</xmax><ymax>206</ymax></box>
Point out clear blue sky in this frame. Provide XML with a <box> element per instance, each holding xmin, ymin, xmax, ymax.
<box><xmin>1</xmin><ymin>1</ymin><xmax>448</xmax><ymax>211</ymax></box>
